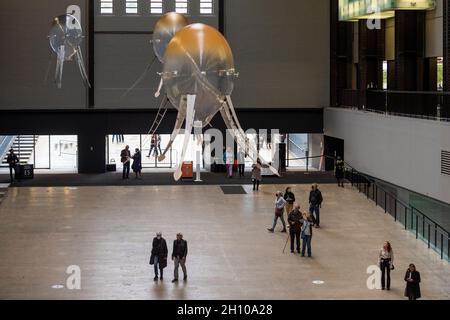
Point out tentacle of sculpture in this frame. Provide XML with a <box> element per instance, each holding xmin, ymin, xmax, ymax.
<box><xmin>220</xmin><ymin>98</ymin><xmax>280</xmax><ymax>176</ymax></box>
<box><xmin>173</xmin><ymin>94</ymin><xmax>196</xmax><ymax>181</ymax></box>
<box><xmin>75</xmin><ymin>47</ymin><xmax>91</xmax><ymax>88</ymax></box>
<box><xmin>158</xmin><ymin>97</ymin><xmax>187</xmax><ymax>162</ymax></box>
<box><xmin>55</xmin><ymin>45</ymin><xmax>65</xmax><ymax>89</ymax></box>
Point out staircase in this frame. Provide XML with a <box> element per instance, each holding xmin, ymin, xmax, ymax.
<box><xmin>1</xmin><ymin>135</ymin><xmax>39</xmax><ymax>167</ymax></box>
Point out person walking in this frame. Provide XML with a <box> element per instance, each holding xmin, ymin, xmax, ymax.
<box><xmin>404</xmin><ymin>264</ymin><xmax>421</xmax><ymax>300</ymax></box>
<box><xmin>132</xmin><ymin>148</ymin><xmax>142</xmax><ymax>179</ymax></box>
<box><xmin>309</xmin><ymin>184</ymin><xmax>323</xmax><ymax>228</ymax></box>
<box><xmin>251</xmin><ymin>159</ymin><xmax>263</xmax><ymax>191</ymax></box>
<box><xmin>147</xmin><ymin>134</ymin><xmax>158</xmax><ymax>157</ymax></box>
<box><xmin>379</xmin><ymin>241</ymin><xmax>394</xmax><ymax>291</ymax></box>
<box><xmin>237</xmin><ymin>147</ymin><xmax>246</xmax><ymax>177</ymax></box>
<box><xmin>284</xmin><ymin>187</ymin><xmax>295</xmax><ymax>220</ymax></box>
<box><xmin>267</xmin><ymin>191</ymin><xmax>287</xmax><ymax>233</ymax></box>
<box><xmin>121</xmin><ymin>145</ymin><xmax>131</xmax><ymax>179</ymax></box>
<box><xmin>172</xmin><ymin>233</ymin><xmax>188</xmax><ymax>283</ymax></box>
<box><xmin>149</xmin><ymin>232</ymin><xmax>168</xmax><ymax>281</ymax></box>
<box><xmin>157</xmin><ymin>134</ymin><xmax>162</xmax><ymax>155</ymax></box>
<box><xmin>288</xmin><ymin>203</ymin><xmax>303</xmax><ymax>253</ymax></box>
<box><xmin>6</xmin><ymin>149</ymin><xmax>19</xmax><ymax>183</ymax></box>
<box><xmin>335</xmin><ymin>156</ymin><xmax>345</xmax><ymax>187</ymax></box>
<box><xmin>300</xmin><ymin>212</ymin><xmax>314</xmax><ymax>257</ymax></box>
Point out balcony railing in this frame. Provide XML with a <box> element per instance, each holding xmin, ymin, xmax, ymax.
<box><xmin>338</xmin><ymin>89</ymin><xmax>450</xmax><ymax>121</ymax></box>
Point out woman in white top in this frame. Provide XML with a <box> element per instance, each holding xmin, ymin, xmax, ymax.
<box><xmin>379</xmin><ymin>241</ymin><xmax>394</xmax><ymax>290</ymax></box>
<box><xmin>267</xmin><ymin>191</ymin><xmax>287</xmax><ymax>233</ymax></box>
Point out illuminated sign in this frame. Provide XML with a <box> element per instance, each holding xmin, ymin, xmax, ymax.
<box><xmin>339</xmin><ymin>0</ymin><xmax>436</xmax><ymax>21</ymax></box>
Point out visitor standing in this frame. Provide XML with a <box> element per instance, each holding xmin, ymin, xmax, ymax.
<box><xmin>150</xmin><ymin>232</ymin><xmax>168</xmax><ymax>281</ymax></box>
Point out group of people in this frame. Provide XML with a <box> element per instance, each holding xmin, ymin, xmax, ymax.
<box><xmin>268</xmin><ymin>184</ymin><xmax>323</xmax><ymax>257</ymax></box>
<box><xmin>378</xmin><ymin>241</ymin><xmax>422</xmax><ymax>300</ymax></box>
<box><xmin>149</xmin><ymin>232</ymin><xmax>188</xmax><ymax>283</ymax></box>
<box><xmin>120</xmin><ymin>145</ymin><xmax>142</xmax><ymax>179</ymax></box>
<box><xmin>223</xmin><ymin>147</ymin><xmax>246</xmax><ymax>179</ymax></box>
<box><xmin>147</xmin><ymin>134</ymin><xmax>162</xmax><ymax>158</ymax></box>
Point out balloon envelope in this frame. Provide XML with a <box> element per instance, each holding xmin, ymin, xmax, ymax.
<box><xmin>152</xmin><ymin>12</ymin><xmax>189</xmax><ymax>63</ymax></box>
<box><xmin>163</xmin><ymin>23</ymin><xmax>237</xmax><ymax>125</ymax></box>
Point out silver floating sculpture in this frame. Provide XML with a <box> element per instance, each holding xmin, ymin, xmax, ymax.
<box><xmin>156</xmin><ymin>23</ymin><xmax>279</xmax><ymax>180</ymax></box>
<box><xmin>48</xmin><ymin>14</ymin><xmax>90</xmax><ymax>88</ymax></box>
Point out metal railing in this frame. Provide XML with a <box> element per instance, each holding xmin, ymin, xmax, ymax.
<box><xmin>345</xmin><ymin>165</ymin><xmax>450</xmax><ymax>261</ymax></box>
<box><xmin>337</xmin><ymin>89</ymin><xmax>450</xmax><ymax>121</ymax></box>
<box><xmin>285</xmin><ymin>154</ymin><xmax>450</xmax><ymax>261</ymax></box>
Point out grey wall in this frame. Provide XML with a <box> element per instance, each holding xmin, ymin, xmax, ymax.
<box><xmin>224</xmin><ymin>0</ymin><xmax>330</xmax><ymax>109</ymax></box>
<box><xmin>0</xmin><ymin>0</ymin><xmax>331</xmax><ymax>111</ymax></box>
<box><xmin>0</xmin><ymin>0</ymin><xmax>89</xmax><ymax>109</ymax></box>
<box><xmin>324</xmin><ymin>108</ymin><xmax>450</xmax><ymax>204</ymax></box>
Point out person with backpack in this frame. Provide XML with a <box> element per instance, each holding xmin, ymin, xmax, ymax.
<box><xmin>283</xmin><ymin>187</ymin><xmax>296</xmax><ymax>221</ymax></box>
<box><xmin>309</xmin><ymin>184</ymin><xmax>323</xmax><ymax>228</ymax></box>
<box><xmin>267</xmin><ymin>191</ymin><xmax>287</xmax><ymax>233</ymax></box>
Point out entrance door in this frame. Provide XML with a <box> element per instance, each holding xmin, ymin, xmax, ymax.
<box><xmin>324</xmin><ymin>135</ymin><xmax>344</xmax><ymax>171</ymax></box>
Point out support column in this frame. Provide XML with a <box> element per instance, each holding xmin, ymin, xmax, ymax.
<box><xmin>330</xmin><ymin>0</ymin><xmax>354</xmax><ymax>107</ymax></box>
<box><xmin>444</xmin><ymin>0</ymin><xmax>450</xmax><ymax>91</ymax></box>
<box><xmin>394</xmin><ymin>10</ymin><xmax>426</xmax><ymax>91</ymax></box>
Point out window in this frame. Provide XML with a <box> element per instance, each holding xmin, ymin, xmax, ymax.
<box><xmin>126</xmin><ymin>0</ymin><xmax>138</xmax><ymax>14</ymax></box>
<box><xmin>175</xmin><ymin>0</ymin><xmax>188</xmax><ymax>14</ymax></box>
<box><xmin>150</xmin><ymin>0</ymin><xmax>163</xmax><ymax>14</ymax></box>
<box><xmin>382</xmin><ymin>60</ymin><xmax>388</xmax><ymax>90</ymax></box>
<box><xmin>100</xmin><ymin>0</ymin><xmax>114</xmax><ymax>14</ymax></box>
<box><xmin>199</xmin><ymin>0</ymin><xmax>213</xmax><ymax>14</ymax></box>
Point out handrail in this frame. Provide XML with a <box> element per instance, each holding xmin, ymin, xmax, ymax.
<box><xmin>333</xmin><ymin>156</ymin><xmax>450</xmax><ymax>237</ymax></box>
<box><xmin>287</xmin><ymin>154</ymin><xmax>450</xmax><ymax>257</ymax></box>
<box><xmin>368</xmin><ymin>89</ymin><xmax>450</xmax><ymax>95</ymax></box>
<box><xmin>287</xmin><ymin>137</ymin><xmax>306</xmax><ymax>153</ymax></box>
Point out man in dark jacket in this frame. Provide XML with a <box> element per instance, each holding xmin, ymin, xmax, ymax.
<box><xmin>309</xmin><ymin>184</ymin><xmax>323</xmax><ymax>228</ymax></box>
<box><xmin>288</xmin><ymin>203</ymin><xmax>303</xmax><ymax>253</ymax></box>
<box><xmin>150</xmin><ymin>232</ymin><xmax>168</xmax><ymax>281</ymax></box>
<box><xmin>172</xmin><ymin>233</ymin><xmax>188</xmax><ymax>282</ymax></box>
<box><xmin>6</xmin><ymin>149</ymin><xmax>19</xmax><ymax>183</ymax></box>
<box><xmin>120</xmin><ymin>145</ymin><xmax>131</xmax><ymax>179</ymax></box>
<box><xmin>335</xmin><ymin>156</ymin><xmax>345</xmax><ymax>187</ymax></box>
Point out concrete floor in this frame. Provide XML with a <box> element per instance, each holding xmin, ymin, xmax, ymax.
<box><xmin>0</xmin><ymin>183</ymin><xmax>449</xmax><ymax>300</ymax></box>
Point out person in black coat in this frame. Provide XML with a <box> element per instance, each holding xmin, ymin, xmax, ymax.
<box><xmin>287</xmin><ymin>203</ymin><xmax>303</xmax><ymax>254</ymax></box>
<box><xmin>309</xmin><ymin>184</ymin><xmax>323</xmax><ymax>227</ymax></box>
<box><xmin>335</xmin><ymin>156</ymin><xmax>345</xmax><ymax>187</ymax></box>
<box><xmin>404</xmin><ymin>264</ymin><xmax>421</xmax><ymax>300</ymax></box>
<box><xmin>131</xmin><ymin>148</ymin><xmax>142</xmax><ymax>179</ymax></box>
<box><xmin>150</xmin><ymin>232</ymin><xmax>168</xmax><ymax>281</ymax></box>
<box><xmin>172</xmin><ymin>233</ymin><xmax>188</xmax><ymax>282</ymax></box>
<box><xmin>6</xmin><ymin>149</ymin><xmax>19</xmax><ymax>183</ymax></box>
